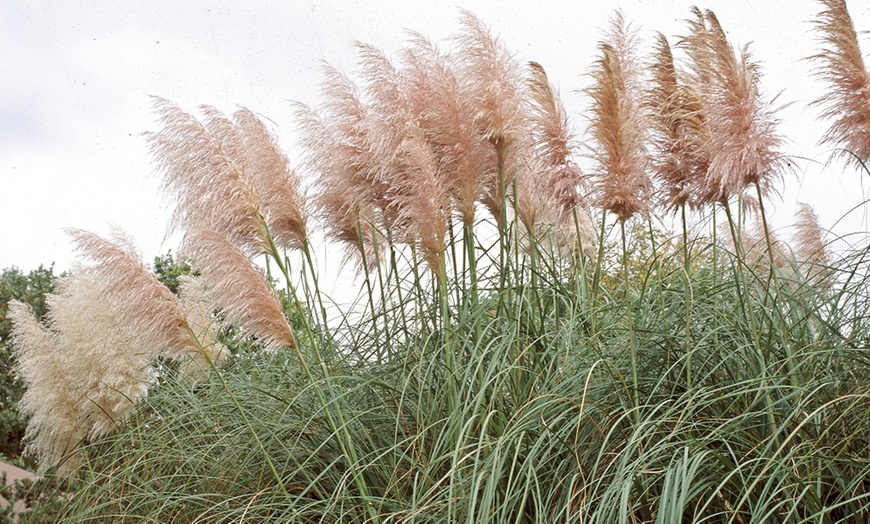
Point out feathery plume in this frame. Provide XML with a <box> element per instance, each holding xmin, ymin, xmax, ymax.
<box><xmin>47</xmin><ymin>271</ymin><xmax>154</xmax><ymax>442</ymax></box>
<box><xmin>233</xmin><ymin>108</ymin><xmax>308</xmax><ymax>250</ymax></box>
<box><xmin>392</xmin><ymin>124</ymin><xmax>452</xmax><ymax>278</ymax></box>
<box><xmin>9</xmin><ymin>301</ymin><xmax>83</xmax><ymax>472</ymax></box>
<box><xmin>810</xmin><ymin>0</ymin><xmax>870</xmax><ymax>166</ymax></box>
<box><xmin>294</xmin><ymin>66</ymin><xmax>388</xmax><ymax>270</ymax></box>
<box><xmin>183</xmin><ymin>228</ymin><xmax>296</xmax><ymax>350</ymax></box>
<box><xmin>198</xmin><ymin>105</ymin><xmax>308</xmax><ymax>251</ymax></box>
<box><xmin>523</xmin><ymin>61</ymin><xmax>596</xmax><ymax>255</ymax></box>
<box><xmin>355</xmin><ymin>43</ymin><xmax>419</xmax><ymax>243</ymax></box>
<box><xmin>401</xmin><ymin>33</ymin><xmax>494</xmax><ymax>227</ymax></box>
<box><xmin>177</xmin><ymin>274</ymin><xmax>229</xmax><ymax>379</ymax></box>
<box><xmin>793</xmin><ymin>202</ymin><xmax>832</xmax><ymax>289</ymax></box>
<box><xmin>65</xmin><ymin>228</ymin><xmax>197</xmax><ymax>357</ymax></box>
<box><xmin>453</xmin><ymin>10</ymin><xmax>529</xmax><ymax>223</ymax></box>
<box><xmin>453</xmin><ymin>10</ymin><xmax>527</xmax><ymax>148</ymax></box>
<box><xmin>145</xmin><ymin>97</ymin><xmax>269</xmax><ymax>255</ymax></box>
<box><xmin>647</xmin><ymin>32</ymin><xmax>711</xmax><ymax>211</ymax></box>
<box><xmin>356</xmin><ymin>42</ymin><xmax>454</xmax><ymax>274</ymax></box>
<box><xmin>680</xmin><ymin>9</ymin><xmax>786</xmax><ymax>203</ymax></box>
<box><xmin>357</xmin><ymin>43</ymin><xmax>413</xmax><ymax>162</ymax></box>
<box><xmin>587</xmin><ymin>12</ymin><xmax>651</xmax><ymax>222</ymax></box>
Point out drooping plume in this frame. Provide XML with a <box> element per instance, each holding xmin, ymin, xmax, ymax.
<box><xmin>66</xmin><ymin>228</ymin><xmax>197</xmax><ymax>357</ymax></box>
<box><xmin>147</xmin><ymin>99</ymin><xmax>307</xmax><ymax>259</ymax></box>
<box><xmin>145</xmin><ymin>97</ymin><xmax>269</xmax><ymax>255</ymax></box>
<box><xmin>183</xmin><ymin>228</ymin><xmax>297</xmax><ymax>351</ymax></box>
<box><xmin>810</xmin><ymin>0</ymin><xmax>870</xmax><ymax>166</ymax></box>
<box><xmin>45</xmin><ymin>271</ymin><xmax>155</xmax><ymax>442</ymax></box>
<box><xmin>357</xmin><ymin>42</ymin><xmax>453</xmax><ymax>276</ymax></box>
<box><xmin>232</xmin><ymin>108</ymin><xmax>308</xmax><ymax>250</ymax></box>
<box><xmin>294</xmin><ymin>66</ymin><xmax>388</xmax><ymax>270</ymax></box>
<box><xmin>392</xmin><ymin>124</ymin><xmax>452</xmax><ymax>278</ymax></box>
<box><xmin>523</xmin><ymin>61</ymin><xmax>596</xmax><ymax>255</ymax></box>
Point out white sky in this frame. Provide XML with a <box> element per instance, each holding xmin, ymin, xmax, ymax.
<box><xmin>2</xmin><ymin>0</ymin><xmax>870</xmax><ymax>276</ymax></box>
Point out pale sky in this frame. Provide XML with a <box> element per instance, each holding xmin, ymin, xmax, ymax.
<box><xmin>2</xmin><ymin>0</ymin><xmax>869</xmax><ymax>277</ymax></box>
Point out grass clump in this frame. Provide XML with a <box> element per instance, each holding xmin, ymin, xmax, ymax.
<box><xmin>8</xmin><ymin>1</ymin><xmax>870</xmax><ymax>522</ymax></box>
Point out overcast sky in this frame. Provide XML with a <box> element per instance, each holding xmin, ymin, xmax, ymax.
<box><xmin>2</xmin><ymin>0</ymin><xmax>870</xmax><ymax>277</ymax></box>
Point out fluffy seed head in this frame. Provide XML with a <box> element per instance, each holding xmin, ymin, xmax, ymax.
<box><xmin>647</xmin><ymin>32</ymin><xmax>712</xmax><ymax>211</ymax></box>
<box><xmin>401</xmin><ymin>33</ymin><xmax>494</xmax><ymax>226</ymax></box>
<box><xmin>232</xmin><ymin>108</ymin><xmax>308</xmax><ymax>250</ymax></box>
<box><xmin>522</xmin><ymin>61</ymin><xmax>596</xmax><ymax>256</ymax></box>
<box><xmin>47</xmin><ymin>271</ymin><xmax>155</xmax><ymax>442</ymax></box>
<box><xmin>145</xmin><ymin>97</ymin><xmax>269</xmax><ymax>255</ymax></box>
<box><xmin>793</xmin><ymin>202</ymin><xmax>832</xmax><ymax>289</ymax></box>
<box><xmin>810</xmin><ymin>0</ymin><xmax>870</xmax><ymax>166</ymax></box>
<box><xmin>183</xmin><ymin>228</ymin><xmax>297</xmax><ymax>350</ymax></box>
<box><xmin>680</xmin><ymin>9</ymin><xmax>787</xmax><ymax>203</ymax></box>
<box><xmin>9</xmin><ymin>301</ymin><xmax>83</xmax><ymax>472</ymax></box>
<box><xmin>294</xmin><ymin>67</ymin><xmax>389</xmax><ymax>270</ymax></box>
<box><xmin>453</xmin><ymin>10</ymin><xmax>530</xmax><ymax>223</ymax></box>
<box><xmin>66</xmin><ymin>228</ymin><xmax>196</xmax><ymax>357</ymax></box>
<box><xmin>587</xmin><ymin>12</ymin><xmax>652</xmax><ymax>222</ymax></box>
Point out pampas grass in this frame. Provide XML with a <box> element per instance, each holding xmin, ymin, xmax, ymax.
<box><xmin>680</xmin><ymin>8</ymin><xmax>787</xmax><ymax>204</ymax></box>
<box><xmin>66</xmin><ymin>228</ymin><xmax>197</xmax><ymax>357</ymax></box>
<box><xmin>231</xmin><ymin>108</ymin><xmax>308</xmax><ymax>251</ymax></box>
<box><xmin>8</xmin><ymin>301</ymin><xmax>84</xmax><ymax>472</ymax></box>
<box><xmin>811</xmin><ymin>0</ymin><xmax>870</xmax><ymax>166</ymax></box>
<box><xmin>402</xmin><ymin>33</ymin><xmax>493</xmax><ymax>228</ymax></box>
<box><xmin>10</xmin><ymin>4</ymin><xmax>870</xmax><ymax>522</ymax></box>
<box><xmin>647</xmin><ymin>32</ymin><xmax>711</xmax><ymax>212</ymax></box>
<box><xmin>587</xmin><ymin>12</ymin><xmax>651</xmax><ymax>223</ymax></box>
<box><xmin>9</xmin><ymin>230</ymin><xmax>233</xmax><ymax>472</ymax></box>
<box><xmin>182</xmin><ymin>228</ymin><xmax>297</xmax><ymax>351</ymax></box>
<box><xmin>294</xmin><ymin>67</ymin><xmax>387</xmax><ymax>269</ymax></box>
<box><xmin>521</xmin><ymin>62</ymin><xmax>596</xmax><ymax>256</ymax></box>
<box><xmin>45</xmin><ymin>271</ymin><xmax>155</xmax><ymax>443</ymax></box>
<box><xmin>146</xmin><ymin>98</ymin><xmax>269</xmax><ymax>256</ymax></box>
<box><xmin>453</xmin><ymin>10</ymin><xmax>529</xmax><ymax>224</ymax></box>
<box><xmin>792</xmin><ymin>202</ymin><xmax>833</xmax><ymax>289</ymax></box>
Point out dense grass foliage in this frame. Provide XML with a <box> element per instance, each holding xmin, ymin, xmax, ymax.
<box><xmin>56</xmin><ymin>220</ymin><xmax>870</xmax><ymax>523</ymax></box>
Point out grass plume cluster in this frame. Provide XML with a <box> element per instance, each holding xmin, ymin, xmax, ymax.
<box><xmin>9</xmin><ymin>2</ymin><xmax>870</xmax><ymax>522</ymax></box>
